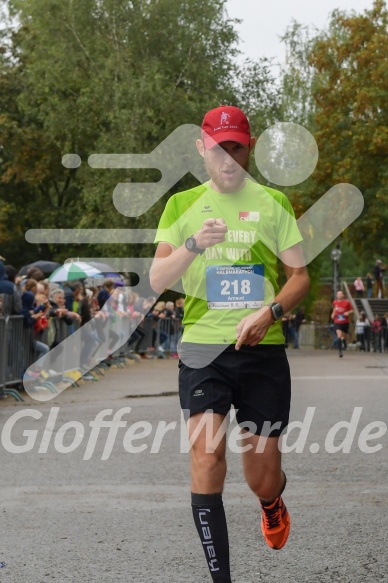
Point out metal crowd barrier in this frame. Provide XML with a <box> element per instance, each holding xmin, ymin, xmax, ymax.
<box><xmin>135</xmin><ymin>317</ymin><xmax>155</xmax><ymax>354</ymax></box>
<box><xmin>1</xmin><ymin>312</ymin><xmax>183</xmax><ymax>401</ymax></box>
<box><xmin>155</xmin><ymin>317</ymin><xmax>183</xmax><ymax>353</ymax></box>
<box><xmin>0</xmin><ymin>316</ymin><xmax>39</xmax><ymax>400</ymax></box>
<box><xmin>0</xmin><ymin>316</ymin><xmax>82</xmax><ymax>401</ymax></box>
<box><xmin>128</xmin><ymin>316</ymin><xmax>183</xmax><ymax>356</ymax></box>
<box><xmin>312</xmin><ymin>323</ymin><xmax>388</xmax><ymax>352</ymax></box>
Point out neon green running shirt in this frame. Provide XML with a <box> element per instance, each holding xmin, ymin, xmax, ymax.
<box><xmin>154</xmin><ymin>179</ymin><xmax>303</xmax><ymax>345</ymax></box>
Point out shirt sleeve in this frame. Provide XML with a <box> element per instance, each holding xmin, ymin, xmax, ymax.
<box><xmin>154</xmin><ymin>195</ymin><xmax>182</xmax><ymax>249</ymax></box>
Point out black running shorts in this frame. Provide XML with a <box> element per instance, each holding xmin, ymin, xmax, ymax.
<box><xmin>334</xmin><ymin>323</ymin><xmax>349</xmax><ymax>333</ymax></box>
<box><xmin>178</xmin><ymin>343</ymin><xmax>291</xmax><ymax>436</ymax></box>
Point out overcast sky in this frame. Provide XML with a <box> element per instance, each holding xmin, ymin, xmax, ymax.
<box><xmin>226</xmin><ymin>0</ymin><xmax>376</xmax><ymax>66</ymax></box>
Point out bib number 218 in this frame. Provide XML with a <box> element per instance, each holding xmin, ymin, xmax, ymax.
<box><xmin>221</xmin><ymin>279</ymin><xmax>251</xmax><ymax>296</ymax></box>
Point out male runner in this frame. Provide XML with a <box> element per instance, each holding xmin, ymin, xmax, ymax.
<box><xmin>331</xmin><ymin>290</ymin><xmax>353</xmax><ymax>358</ymax></box>
<box><xmin>150</xmin><ymin>105</ymin><xmax>310</xmax><ymax>582</ymax></box>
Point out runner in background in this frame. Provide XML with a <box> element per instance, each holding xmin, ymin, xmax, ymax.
<box><xmin>331</xmin><ymin>290</ymin><xmax>353</xmax><ymax>358</ymax></box>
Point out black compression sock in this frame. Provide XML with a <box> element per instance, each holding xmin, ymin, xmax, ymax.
<box><xmin>191</xmin><ymin>493</ymin><xmax>231</xmax><ymax>583</ymax></box>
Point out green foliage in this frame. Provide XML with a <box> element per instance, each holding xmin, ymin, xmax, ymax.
<box><xmin>277</xmin><ymin>1</ymin><xmax>388</xmax><ymax>308</ymax></box>
<box><xmin>308</xmin><ymin>0</ymin><xmax>388</xmax><ymax>258</ymax></box>
<box><xmin>0</xmin><ymin>0</ymin><xmax>386</xmax><ymax>290</ymax></box>
<box><xmin>0</xmin><ymin>0</ymin><xmax>243</xmax><ymax>264</ymax></box>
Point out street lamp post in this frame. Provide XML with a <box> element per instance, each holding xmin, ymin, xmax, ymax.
<box><xmin>331</xmin><ymin>245</ymin><xmax>342</xmax><ymax>297</ymax></box>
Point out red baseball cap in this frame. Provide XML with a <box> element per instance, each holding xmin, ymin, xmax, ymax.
<box><xmin>201</xmin><ymin>105</ymin><xmax>251</xmax><ymax>148</ymax></box>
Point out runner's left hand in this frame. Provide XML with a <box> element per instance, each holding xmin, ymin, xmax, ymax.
<box><xmin>235</xmin><ymin>306</ymin><xmax>273</xmax><ymax>350</ymax></box>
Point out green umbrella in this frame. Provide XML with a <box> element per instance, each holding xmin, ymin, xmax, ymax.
<box><xmin>48</xmin><ymin>261</ymin><xmax>102</xmax><ymax>282</ymax></box>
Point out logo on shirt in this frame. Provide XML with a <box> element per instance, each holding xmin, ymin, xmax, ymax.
<box><xmin>239</xmin><ymin>211</ymin><xmax>259</xmax><ymax>222</ymax></box>
<box><xmin>201</xmin><ymin>205</ymin><xmax>213</xmax><ymax>213</ymax></box>
<box><xmin>194</xmin><ymin>389</ymin><xmax>204</xmax><ymax>397</ymax></box>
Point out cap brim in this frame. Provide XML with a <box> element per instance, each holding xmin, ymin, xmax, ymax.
<box><xmin>202</xmin><ymin>131</ymin><xmax>250</xmax><ymax>149</ymax></box>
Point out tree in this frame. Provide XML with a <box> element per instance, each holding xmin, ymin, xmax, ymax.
<box><xmin>309</xmin><ymin>0</ymin><xmax>388</xmax><ymax>258</ymax></box>
<box><xmin>0</xmin><ymin>0</ymin><xmax>243</xmax><ymax>264</ymax></box>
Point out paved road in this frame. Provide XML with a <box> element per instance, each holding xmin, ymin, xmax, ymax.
<box><xmin>1</xmin><ymin>348</ymin><xmax>387</xmax><ymax>582</ymax></box>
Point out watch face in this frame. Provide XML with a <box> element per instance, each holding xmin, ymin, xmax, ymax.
<box><xmin>186</xmin><ymin>237</ymin><xmax>195</xmax><ymax>251</ymax></box>
<box><xmin>273</xmin><ymin>303</ymin><xmax>284</xmax><ymax>320</ymax></box>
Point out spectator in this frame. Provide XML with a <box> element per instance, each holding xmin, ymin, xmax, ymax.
<box><xmin>133</xmin><ymin>296</ymin><xmax>157</xmax><ymax>358</ymax></box>
<box><xmin>288</xmin><ymin>307</ymin><xmax>305</xmax><ymax>349</ymax></box>
<box><xmin>0</xmin><ymin>261</ymin><xmax>21</xmax><ymax>315</ymax></box>
<box><xmin>50</xmin><ymin>288</ymin><xmax>80</xmax><ymax>321</ymax></box>
<box><xmin>37</xmin><ymin>280</ymin><xmax>50</xmax><ymax>298</ymax></box>
<box><xmin>24</xmin><ymin>278</ymin><xmax>38</xmax><ymax>294</ymax></box>
<box><xmin>75</xmin><ymin>288</ymin><xmax>100</xmax><ymax>373</ymax></box>
<box><xmin>131</xmin><ymin>292</ymin><xmax>141</xmax><ymax>311</ymax></box>
<box><xmin>295</xmin><ymin>306</ymin><xmax>305</xmax><ymax>329</ymax></box>
<box><xmin>149</xmin><ymin>301</ymin><xmax>168</xmax><ymax>354</ymax></box>
<box><xmin>47</xmin><ymin>288</ymin><xmax>80</xmax><ymax>349</ymax></box>
<box><xmin>4</xmin><ymin>264</ymin><xmax>17</xmax><ymax>282</ymax></box>
<box><xmin>21</xmin><ymin>289</ymin><xmax>50</xmax><ymax>360</ymax></box>
<box><xmin>142</xmin><ymin>296</ymin><xmax>157</xmax><ymax>315</ymax></box>
<box><xmin>353</xmin><ymin>277</ymin><xmax>364</xmax><ymax>298</ymax></box>
<box><xmin>97</xmin><ymin>278</ymin><xmax>115</xmax><ymax>309</ymax></box>
<box><xmin>373</xmin><ymin>259</ymin><xmax>385</xmax><ymax>298</ymax></box>
<box><xmin>5</xmin><ymin>265</ymin><xmax>22</xmax><ymax>312</ymax></box>
<box><xmin>87</xmin><ymin>286</ymin><xmax>99</xmax><ymax>312</ymax></box>
<box><xmin>381</xmin><ymin>313</ymin><xmax>388</xmax><ymax>352</ymax></box>
<box><xmin>26</xmin><ymin>267</ymin><xmax>45</xmax><ymax>281</ymax></box>
<box><xmin>366</xmin><ymin>273</ymin><xmax>373</xmax><ymax>299</ymax></box>
<box><xmin>65</xmin><ymin>281</ymin><xmax>83</xmax><ymax>312</ymax></box>
<box><xmin>98</xmin><ymin>286</ymin><xmax>122</xmax><ymax>354</ymax></box>
<box><xmin>371</xmin><ymin>314</ymin><xmax>382</xmax><ymax>353</ymax></box>
<box><xmin>175</xmin><ymin>297</ymin><xmax>185</xmax><ymax>320</ymax></box>
<box><xmin>355</xmin><ymin>312</ymin><xmax>369</xmax><ymax>351</ymax></box>
<box><xmin>282</xmin><ymin>313</ymin><xmax>290</xmax><ymax>348</ymax></box>
<box><xmin>173</xmin><ymin>297</ymin><xmax>185</xmax><ymax>354</ymax></box>
<box><xmin>163</xmin><ymin>300</ymin><xmax>178</xmax><ymax>356</ymax></box>
<box><xmin>126</xmin><ymin>292</ymin><xmax>146</xmax><ymax>356</ymax></box>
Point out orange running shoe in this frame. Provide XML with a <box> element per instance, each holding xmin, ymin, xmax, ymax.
<box><xmin>260</xmin><ymin>496</ymin><xmax>290</xmax><ymax>550</ymax></box>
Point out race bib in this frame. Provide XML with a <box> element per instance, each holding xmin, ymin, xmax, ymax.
<box><xmin>206</xmin><ymin>264</ymin><xmax>264</xmax><ymax>309</ymax></box>
<box><xmin>337</xmin><ymin>314</ymin><xmax>345</xmax><ymax>321</ymax></box>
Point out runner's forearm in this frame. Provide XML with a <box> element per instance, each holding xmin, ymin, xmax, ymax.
<box><xmin>150</xmin><ymin>246</ymin><xmax>199</xmax><ymax>294</ymax></box>
<box><xmin>272</xmin><ymin>272</ymin><xmax>310</xmax><ymax>314</ymax></box>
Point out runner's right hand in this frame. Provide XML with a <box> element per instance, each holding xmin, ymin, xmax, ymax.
<box><xmin>194</xmin><ymin>218</ymin><xmax>227</xmax><ymax>250</ymax></box>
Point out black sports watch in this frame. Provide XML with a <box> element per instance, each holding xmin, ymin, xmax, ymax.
<box><xmin>267</xmin><ymin>302</ymin><xmax>284</xmax><ymax>322</ymax></box>
<box><xmin>185</xmin><ymin>236</ymin><xmax>205</xmax><ymax>255</ymax></box>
